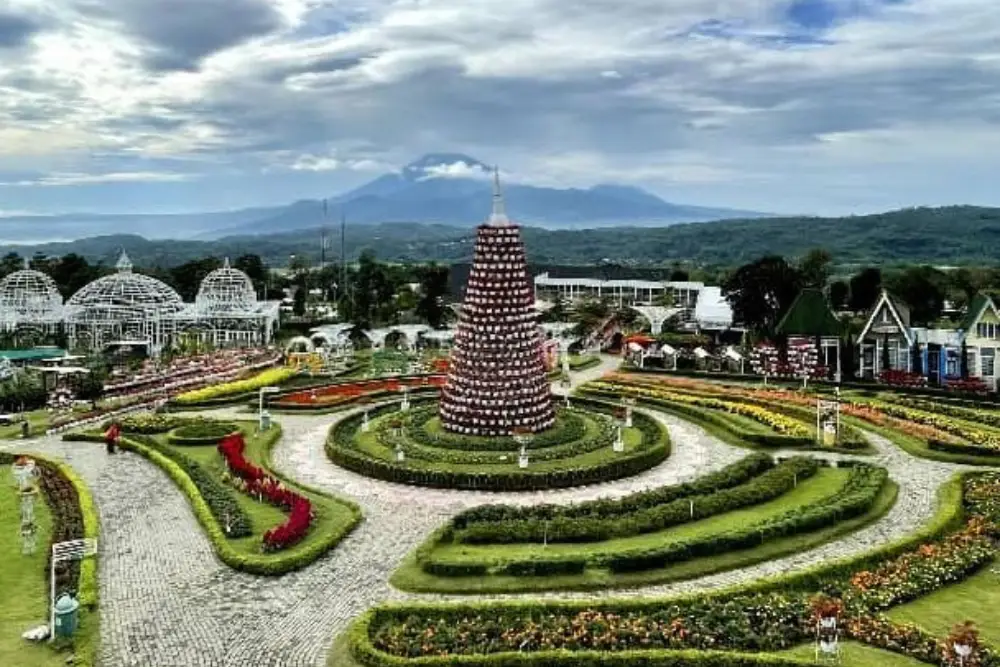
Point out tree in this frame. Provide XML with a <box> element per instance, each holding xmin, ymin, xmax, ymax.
<box><xmin>669</xmin><ymin>267</ymin><xmax>689</xmax><ymax>282</ymax></box>
<box><xmin>292</xmin><ymin>286</ymin><xmax>307</xmax><ymax>316</ymax></box>
<box><xmin>848</xmin><ymin>267</ymin><xmax>882</xmax><ymax>312</ymax></box>
<box><xmin>415</xmin><ymin>263</ymin><xmax>449</xmax><ymax>328</ymax></box>
<box><xmin>799</xmin><ymin>248</ymin><xmax>832</xmax><ymax>289</ymax></box>
<box><xmin>234</xmin><ymin>254</ymin><xmax>269</xmax><ymax>296</ymax></box>
<box><xmin>722</xmin><ymin>256</ymin><xmax>802</xmax><ymax>336</ymax></box>
<box><xmin>48</xmin><ymin>253</ymin><xmax>102</xmax><ymax>299</ymax></box>
<box><xmin>168</xmin><ymin>257</ymin><xmax>222</xmax><ymax>301</ymax></box>
<box><xmin>0</xmin><ymin>252</ymin><xmax>21</xmax><ymax>278</ymax></box>
<box><xmin>829</xmin><ymin>280</ymin><xmax>849</xmax><ymax>310</ymax></box>
<box><xmin>886</xmin><ymin>266</ymin><xmax>947</xmax><ymax>325</ymax></box>
<box><xmin>541</xmin><ymin>293</ymin><xmax>568</xmax><ymax>323</ymax></box>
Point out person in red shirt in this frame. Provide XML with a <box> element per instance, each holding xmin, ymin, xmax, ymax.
<box><xmin>104</xmin><ymin>422</ymin><xmax>120</xmax><ymax>454</ymax></box>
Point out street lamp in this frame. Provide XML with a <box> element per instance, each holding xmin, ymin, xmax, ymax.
<box><xmin>258</xmin><ymin>385</ymin><xmax>280</xmax><ymax>431</ymax></box>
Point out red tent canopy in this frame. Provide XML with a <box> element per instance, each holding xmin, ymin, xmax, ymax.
<box><xmin>625</xmin><ymin>334</ymin><xmax>657</xmax><ymax>347</ymax></box>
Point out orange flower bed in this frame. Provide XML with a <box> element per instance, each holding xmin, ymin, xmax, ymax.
<box><xmin>275</xmin><ymin>375</ymin><xmax>446</xmax><ymax>406</ymax></box>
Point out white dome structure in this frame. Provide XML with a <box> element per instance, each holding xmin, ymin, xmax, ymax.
<box><xmin>0</xmin><ymin>261</ymin><xmax>63</xmax><ymax>322</ymax></box>
<box><xmin>195</xmin><ymin>258</ymin><xmax>257</xmax><ymax>312</ymax></box>
<box><xmin>68</xmin><ymin>252</ymin><xmax>183</xmax><ymax>317</ymax></box>
<box><xmin>64</xmin><ymin>252</ymin><xmax>185</xmax><ymax>352</ymax></box>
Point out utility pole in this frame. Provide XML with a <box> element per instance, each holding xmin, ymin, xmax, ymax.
<box><xmin>340</xmin><ymin>207</ymin><xmax>347</xmax><ymax>312</ymax></box>
<box><xmin>320</xmin><ymin>199</ymin><xmax>328</xmax><ymax>270</ymax></box>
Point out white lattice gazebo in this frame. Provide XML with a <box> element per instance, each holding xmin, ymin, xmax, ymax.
<box><xmin>64</xmin><ymin>253</ymin><xmax>184</xmax><ymax>354</ymax></box>
<box><xmin>0</xmin><ymin>261</ymin><xmax>65</xmax><ymax>338</ymax></box>
<box><xmin>176</xmin><ymin>258</ymin><xmax>280</xmax><ymax>348</ymax></box>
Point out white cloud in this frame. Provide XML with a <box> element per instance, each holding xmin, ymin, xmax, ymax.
<box><xmin>0</xmin><ymin>0</ymin><xmax>997</xmax><ymax>214</ymax></box>
<box><xmin>0</xmin><ymin>171</ymin><xmax>192</xmax><ymax>186</ymax></box>
<box><xmin>418</xmin><ymin>160</ymin><xmax>490</xmax><ymax>180</ymax></box>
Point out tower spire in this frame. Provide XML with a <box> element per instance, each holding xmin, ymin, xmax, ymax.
<box><xmin>488</xmin><ymin>165</ymin><xmax>509</xmax><ymax>226</ymax></box>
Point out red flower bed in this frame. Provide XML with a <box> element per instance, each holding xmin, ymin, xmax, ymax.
<box><xmin>946</xmin><ymin>377</ymin><xmax>989</xmax><ymax>395</ymax></box>
<box><xmin>879</xmin><ymin>370</ymin><xmax>927</xmax><ymax>388</ymax></box>
<box><xmin>275</xmin><ymin>375</ymin><xmax>446</xmax><ymax>406</ymax></box>
<box><xmin>217</xmin><ymin>433</ymin><xmax>313</xmax><ymax>551</ymax></box>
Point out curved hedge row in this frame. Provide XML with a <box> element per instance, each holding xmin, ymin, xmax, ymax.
<box><xmin>420</xmin><ymin>463</ymin><xmax>888</xmax><ymax>577</ymax></box>
<box><xmin>66</xmin><ymin>429</ymin><xmax>364</xmax><ymax>575</ymax></box>
<box><xmin>403</xmin><ymin>407</ymin><xmax>588</xmax><ymax>451</ymax></box>
<box><xmin>348</xmin><ymin>469</ymin><xmax>969</xmax><ymax>667</ymax></box>
<box><xmin>167</xmin><ymin>422</ymin><xmax>239</xmax><ymax>446</ymax></box>
<box><xmin>451</xmin><ymin>457</ymin><xmax>819</xmax><ymax>545</ymax></box>
<box><xmin>327</xmin><ymin>399</ymin><xmax>670</xmax><ymax>491</ymax></box>
<box><xmin>378</xmin><ymin>410</ymin><xmax>616</xmax><ymax>465</ymax></box>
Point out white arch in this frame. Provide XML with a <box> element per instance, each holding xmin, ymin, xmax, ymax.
<box><xmin>630</xmin><ymin>306</ymin><xmax>681</xmax><ymax>335</ymax></box>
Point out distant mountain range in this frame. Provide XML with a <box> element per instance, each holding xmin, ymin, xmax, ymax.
<box><xmin>0</xmin><ymin>153</ymin><xmax>770</xmax><ymax>243</ymax></box>
<box><xmin>4</xmin><ymin>205</ymin><xmax>999</xmax><ymax>269</ymax></box>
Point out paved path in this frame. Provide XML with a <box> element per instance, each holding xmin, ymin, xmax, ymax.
<box><xmin>2</xmin><ymin>355</ymin><xmax>989</xmax><ymax>665</ymax></box>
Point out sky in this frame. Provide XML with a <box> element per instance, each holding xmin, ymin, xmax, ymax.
<box><xmin>0</xmin><ymin>0</ymin><xmax>998</xmax><ymax>217</ymax></box>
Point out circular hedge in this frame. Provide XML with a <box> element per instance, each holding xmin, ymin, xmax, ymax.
<box><xmin>325</xmin><ymin>398</ymin><xmax>670</xmax><ymax>491</ymax></box>
<box><xmin>168</xmin><ymin>422</ymin><xmax>239</xmax><ymax>446</ymax></box>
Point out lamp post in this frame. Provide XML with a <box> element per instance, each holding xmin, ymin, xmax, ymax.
<box><xmin>258</xmin><ymin>385</ymin><xmax>280</xmax><ymax>431</ymax></box>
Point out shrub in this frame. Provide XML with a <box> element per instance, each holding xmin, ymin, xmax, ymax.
<box><xmin>452</xmin><ymin>457</ymin><xmax>817</xmax><ymax>545</ymax></box>
<box><xmin>168</xmin><ymin>421</ymin><xmax>239</xmax><ymax>445</ymax></box>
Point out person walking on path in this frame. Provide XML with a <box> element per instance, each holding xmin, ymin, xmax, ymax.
<box><xmin>104</xmin><ymin>422</ymin><xmax>120</xmax><ymax>454</ymax></box>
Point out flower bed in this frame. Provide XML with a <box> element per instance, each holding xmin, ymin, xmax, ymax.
<box><xmin>218</xmin><ymin>433</ymin><xmax>313</xmax><ymax>551</ymax></box>
<box><xmin>879</xmin><ymin>369</ymin><xmax>928</xmax><ymax>388</ymax></box>
<box><xmin>588</xmin><ymin>381</ymin><xmax>812</xmax><ymax>438</ymax></box>
<box><xmin>353</xmin><ymin>470</ymin><xmax>995</xmax><ymax>667</ymax></box>
<box><xmin>173</xmin><ymin>366</ymin><xmax>296</xmax><ymax>405</ymax></box>
<box><xmin>273</xmin><ymin>375</ymin><xmax>446</xmax><ymax>408</ymax></box>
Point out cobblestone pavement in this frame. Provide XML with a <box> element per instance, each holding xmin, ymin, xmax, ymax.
<box><xmin>2</xmin><ymin>355</ymin><xmax>990</xmax><ymax>666</ymax></box>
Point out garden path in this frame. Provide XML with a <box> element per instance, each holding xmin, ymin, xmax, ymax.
<box><xmin>1</xmin><ymin>355</ymin><xmax>987</xmax><ymax>666</ymax></box>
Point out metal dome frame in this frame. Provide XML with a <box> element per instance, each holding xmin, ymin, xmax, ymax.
<box><xmin>193</xmin><ymin>258</ymin><xmax>258</xmax><ymax>314</ymax></box>
<box><xmin>0</xmin><ymin>262</ymin><xmax>64</xmax><ymax>328</ymax></box>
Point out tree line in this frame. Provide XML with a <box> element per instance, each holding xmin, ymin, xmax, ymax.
<box><xmin>722</xmin><ymin>249</ymin><xmax>1000</xmax><ymax>339</ymax></box>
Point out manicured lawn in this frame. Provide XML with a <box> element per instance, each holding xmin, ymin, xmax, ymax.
<box><xmin>392</xmin><ymin>475</ymin><xmax>898</xmax><ymax>593</ymax></box>
<box><xmin>779</xmin><ymin>640</ymin><xmax>928</xmax><ymax>666</ymax></box>
<box><xmin>0</xmin><ymin>411</ymin><xmax>51</xmax><ymax>440</ymax></box>
<box><xmin>436</xmin><ymin>468</ymin><xmax>847</xmax><ymax>563</ymax></box>
<box><xmin>887</xmin><ymin>565</ymin><xmax>1000</xmax><ymax>647</ymax></box>
<box><xmin>355</xmin><ymin>412</ymin><xmax>643</xmax><ymax>474</ymax></box>
<box><xmin>0</xmin><ymin>474</ymin><xmax>74</xmax><ymax>667</ymax></box>
<box><xmin>159</xmin><ymin>422</ymin><xmax>358</xmax><ymax>561</ymax></box>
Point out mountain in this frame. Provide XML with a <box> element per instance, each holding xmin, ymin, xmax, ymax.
<box><xmin>3</xmin><ymin>205</ymin><xmax>998</xmax><ymax>269</ymax></box>
<box><xmin>0</xmin><ymin>153</ymin><xmax>769</xmax><ymax>243</ymax></box>
<box><xmin>213</xmin><ymin>153</ymin><xmax>770</xmax><ymax>237</ymax></box>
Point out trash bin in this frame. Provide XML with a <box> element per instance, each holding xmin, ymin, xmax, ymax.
<box><xmin>53</xmin><ymin>593</ymin><xmax>79</xmax><ymax>638</ymax></box>
<box><xmin>259</xmin><ymin>411</ymin><xmax>271</xmax><ymax>431</ymax></box>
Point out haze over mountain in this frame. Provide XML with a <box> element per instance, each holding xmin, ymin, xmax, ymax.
<box><xmin>0</xmin><ymin>154</ymin><xmax>769</xmax><ymax>243</ymax></box>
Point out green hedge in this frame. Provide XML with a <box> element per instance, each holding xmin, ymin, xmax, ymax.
<box><xmin>928</xmin><ymin>438</ymin><xmax>1000</xmax><ymax>458</ymax></box>
<box><xmin>327</xmin><ymin>399</ymin><xmax>670</xmax><ymax>491</ymax></box>
<box><xmin>167</xmin><ymin>422</ymin><xmax>239</xmax><ymax>446</ymax></box>
<box><xmin>348</xmin><ymin>471</ymin><xmax>967</xmax><ymax>667</ymax></box>
<box><xmin>420</xmin><ymin>463</ymin><xmax>887</xmax><ymax>575</ymax></box>
<box><xmin>404</xmin><ymin>407</ymin><xmax>588</xmax><ymax>451</ymax></box>
<box><xmin>568</xmin><ymin>355</ymin><xmax>602</xmax><ymax>371</ymax></box>
<box><xmin>452</xmin><ymin>457</ymin><xmax>817</xmax><ymax>545</ymax></box>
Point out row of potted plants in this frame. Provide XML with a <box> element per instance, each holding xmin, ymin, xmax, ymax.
<box><xmin>217</xmin><ymin>433</ymin><xmax>313</xmax><ymax>551</ymax></box>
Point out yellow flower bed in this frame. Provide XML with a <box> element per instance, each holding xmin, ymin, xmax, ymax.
<box><xmin>174</xmin><ymin>367</ymin><xmax>296</xmax><ymax>404</ymax></box>
<box><xmin>588</xmin><ymin>380</ymin><xmax>811</xmax><ymax>438</ymax></box>
<box><xmin>867</xmin><ymin>401</ymin><xmax>1000</xmax><ymax>449</ymax></box>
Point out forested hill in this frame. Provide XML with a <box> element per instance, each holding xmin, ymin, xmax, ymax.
<box><xmin>4</xmin><ymin>205</ymin><xmax>998</xmax><ymax>268</ymax></box>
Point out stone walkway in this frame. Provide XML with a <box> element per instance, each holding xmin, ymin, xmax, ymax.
<box><xmin>2</xmin><ymin>356</ymin><xmax>989</xmax><ymax>665</ymax></box>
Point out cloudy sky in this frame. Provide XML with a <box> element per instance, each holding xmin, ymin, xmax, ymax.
<box><xmin>0</xmin><ymin>0</ymin><xmax>998</xmax><ymax>217</ymax></box>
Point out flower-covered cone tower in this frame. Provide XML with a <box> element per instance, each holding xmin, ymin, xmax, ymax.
<box><xmin>439</xmin><ymin>168</ymin><xmax>555</xmax><ymax>436</ymax></box>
